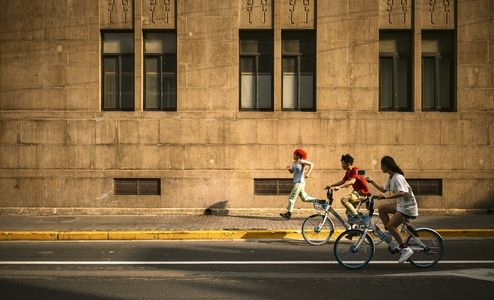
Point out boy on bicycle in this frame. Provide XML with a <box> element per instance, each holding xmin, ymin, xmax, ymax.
<box><xmin>327</xmin><ymin>154</ymin><xmax>369</xmax><ymax>222</ymax></box>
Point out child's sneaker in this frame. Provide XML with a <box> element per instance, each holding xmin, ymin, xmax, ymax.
<box><xmin>399</xmin><ymin>247</ymin><xmax>413</xmax><ymax>263</ymax></box>
<box><xmin>280</xmin><ymin>212</ymin><xmax>291</xmax><ymax>220</ymax></box>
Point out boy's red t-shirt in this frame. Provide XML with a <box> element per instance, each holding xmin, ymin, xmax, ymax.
<box><xmin>343</xmin><ymin>167</ymin><xmax>369</xmax><ymax>195</ymax></box>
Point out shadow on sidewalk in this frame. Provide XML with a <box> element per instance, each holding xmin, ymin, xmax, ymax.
<box><xmin>204</xmin><ymin>201</ymin><xmax>229</xmax><ymax>216</ymax></box>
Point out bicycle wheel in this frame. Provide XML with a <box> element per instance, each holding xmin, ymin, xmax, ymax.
<box><xmin>406</xmin><ymin>228</ymin><xmax>444</xmax><ymax>268</ymax></box>
<box><xmin>334</xmin><ymin>229</ymin><xmax>374</xmax><ymax>269</ymax></box>
<box><xmin>301</xmin><ymin>214</ymin><xmax>335</xmax><ymax>246</ymax></box>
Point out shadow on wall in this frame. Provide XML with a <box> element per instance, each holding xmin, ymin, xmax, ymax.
<box><xmin>204</xmin><ymin>201</ymin><xmax>229</xmax><ymax>216</ymax></box>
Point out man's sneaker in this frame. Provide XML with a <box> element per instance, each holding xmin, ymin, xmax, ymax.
<box><xmin>399</xmin><ymin>247</ymin><xmax>413</xmax><ymax>263</ymax></box>
<box><xmin>280</xmin><ymin>212</ymin><xmax>291</xmax><ymax>220</ymax></box>
<box><xmin>315</xmin><ymin>199</ymin><xmax>326</xmax><ymax>205</ymax></box>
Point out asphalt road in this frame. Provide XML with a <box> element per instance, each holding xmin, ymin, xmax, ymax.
<box><xmin>0</xmin><ymin>239</ymin><xmax>493</xmax><ymax>299</ymax></box>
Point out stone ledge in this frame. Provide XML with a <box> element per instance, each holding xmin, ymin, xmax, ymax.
<box><xmin>0</xmin><ymin>207</ymin><xmax>492</xmax><ymax>216</ymax></box>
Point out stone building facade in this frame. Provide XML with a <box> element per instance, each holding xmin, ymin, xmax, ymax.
<box><xmin>0</xmin><ymin>0</ymin><xmax>492</xmax><ymax>215</ymax></box>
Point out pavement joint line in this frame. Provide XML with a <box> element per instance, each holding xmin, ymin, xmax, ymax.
<box><xmin>1</xmin><ymin>229</ymin><xmax>494</xmax><ymax>241</ymax></box>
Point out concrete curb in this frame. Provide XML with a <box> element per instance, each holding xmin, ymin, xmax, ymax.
<box><xmin>1</xmin><ymin>229</ymin><xmax>494</xmax><ymax>241</ymax></box>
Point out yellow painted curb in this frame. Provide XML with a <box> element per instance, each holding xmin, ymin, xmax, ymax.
<box><xmin>3</xmin><ymin>231</ymin><xmax>58</xmax><ymax>241</ymax></box>
<box><xmin>109</xmin><ymin>231</ymin><xmax>161</xmax><ymax>240</ymax></box>
<box><xmin>156</xmin><ymin>230</ymin><xmax>317</xmax><ymax>240</ymax></box>
<box><xmin>435</xmin><ymin>229</ymin><xmax>494</xmax><ymax>239</ymax></box>
<box><xmin>0</xmin><ymin>229</ymin><xmax>493</xmax><ymax>241</ymax></box>
<box><xmin>58</xmin><ymin>231</ymin><xmax>108</xmax><ymax>240</ymax></box>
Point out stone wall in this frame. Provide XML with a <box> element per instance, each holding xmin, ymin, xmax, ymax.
<box><xmin>0</xmin><ymin>0</ymin><xmax>492</xmax><ymax>215</ymax></box>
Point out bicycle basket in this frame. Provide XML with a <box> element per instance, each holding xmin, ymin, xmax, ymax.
<box><xmin>313</xmin><ymin>201</ymin><xmax>328</xmax><ymax>211</ymax></box>
<box><xmin>346</xmin><ymin>212</ymin><xmax>358</xmax><ymax>224</ymax></box>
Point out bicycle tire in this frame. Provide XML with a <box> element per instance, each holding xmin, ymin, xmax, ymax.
<box><xmin>334</xmin><ymin>229</ymin><xmax>374</xmax><ymax>269</ymax></box>
<box><xmin>406</xmin><ymin>228</ymin><xmax>444</xmax><ymax>268</ymax></box>
<box><xmin>301</xmin><ymin>214</ymin><xmax>335</xmax><ymax>246</ymax></box>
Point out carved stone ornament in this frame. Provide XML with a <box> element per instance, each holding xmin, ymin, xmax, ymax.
<box><xmin>142</xmin><ymin>0</ymin><xmax>176</xmax><ymax>29</ymax></box>
<box><xmin>380</xmin><ymin>0</ymin><xmax>412</xmax><ymax>29</ymax></box>
<box><xmin>282</xmin><ymin>0</ymin><xmax>314</xmax><ymax>29</ymax></box>
<box><xmin>100</xmin><ymin>0</ymin><xmax>134</xmax><ymax>29</ymax></box>
<box><xmin>239</xmin><ymin>0</ymin><xmax>273</xmax><ymax>28</ymax></box>
<box><xmin>422</xmin><ymin>0</ymin><xmax>454</xmax><ymax>29</ymax></box>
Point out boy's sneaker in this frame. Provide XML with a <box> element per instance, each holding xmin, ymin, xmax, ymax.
<box><xmin>280</xmin><ymin>212</ymin><xmax>291</xmax><ymax>220</ymax></box>
<box><xmin>399</xmin><ymin>247</ymin><xmax>413</xmax><ymax>263</ymax></box>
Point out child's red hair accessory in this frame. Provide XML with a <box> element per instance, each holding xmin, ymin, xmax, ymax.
<box><xmin>294</xmin><ymin>148</ymin><xmax>307</xmax><ymax>159</ymax></box>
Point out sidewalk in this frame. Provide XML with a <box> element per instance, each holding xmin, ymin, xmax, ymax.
<box><xmin>0</xmin><ymin>213</ymin><xmax>493</xmax><ymax>241</ymax></box>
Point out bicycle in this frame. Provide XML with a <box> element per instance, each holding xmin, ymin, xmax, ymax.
<box><xmin>333</xmin><ymin>196</ymin><xmax>444</xmax><ymax>269</ymax></box>
<box><xmin>301</xmin><ymin>187</ymin><xmax>384</xmax><ymax>246</ymax></box>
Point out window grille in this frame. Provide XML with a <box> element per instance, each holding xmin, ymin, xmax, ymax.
<box><xmin>254</xmin><ymin>179</ymin><xmax>293</xmax><ymax>195</ymax></box>
<box><xmin>114</xmin><ymin>178</ymin><xmax>161</xmax><ymax>195</ymax></box>
<box><xmin>408</xmin><ymin>179</ymin><xmax>442</xmax><ymax>196</ymax></box>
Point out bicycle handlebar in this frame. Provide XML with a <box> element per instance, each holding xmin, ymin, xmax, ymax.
<box><xmin>324</xmin><ymin>186</ymin><xmax>339</xmax><ymax>191</ymax></box>
<box><xmin>323</xmin><ymin>186</ymin><xmax>335</xmax><ymax>204</ymax></box>
<box><xmin>363</xmin><ymin>196</ymin><xmax>379</xmax><ymax>216</ymax></box>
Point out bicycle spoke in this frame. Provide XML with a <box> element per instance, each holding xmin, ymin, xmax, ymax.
<box><xmin>302</xmin><ymin>214</ymin><xmax>335</xmax><ymax>246</ymax></box>
<box><xmin>334</xmin><ymin>229</ymin><xmax>374</xmax><ymax>269</ymax></box>
<box><xmin>407</xmin><ymin>228</ymin><xmax>443</xmax><ymax>268</ymax></box>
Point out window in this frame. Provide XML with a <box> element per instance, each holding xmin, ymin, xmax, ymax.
<box><xmin>102</xmin><ymin>33</ymin><xmax>135</xmax><ymax>111</ymax></box>
<box><xmin>282</xmin><ymin>31</ymin><xmax>315</xmax><ymax>111</ymax></box>
<box><xmin>379</xmin><ymin>31</ymin><xmax>412</xmax><ymax>111</ymax></box>
<box><xmin>144</xmin><ymin>32</ymin><xmax>177</xmax><ymax>111</ymax></box>
<box><xmin>422</xmin><ymin>31</ymin><xmax>455</xmax><ymax>111</ymax></box>
<box><xmin>114</xmin><ymin>178</ymin><xmax>161</xmax><ymax>195</ymax></box>
<box><xmin>239</xmin><ymin>31</ymin><xmax>273</xmax><ymax>111</ymax></box>
<box><xmin>408</xmin><ymin>179</ymin><xmax>442</xmax><ymax>196</ymax></box>
<box><xmin>254</xmin><ymin>179</ymin><xmax>293</xmax><ymax>195</ymax></box>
